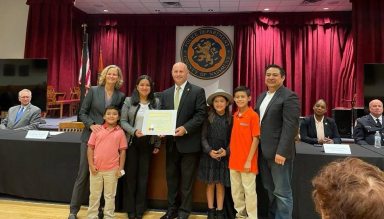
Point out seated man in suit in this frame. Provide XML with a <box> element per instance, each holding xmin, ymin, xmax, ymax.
<box><xmin>354</xmin><ymin>99</ymin><xmax>383</xmax><ymax>145</ymax></box>
<box><xmin>0</xmin><ymin>89</ymin><xmax>41</xmax><ymax>130</ymax></box>
<box><xmin>300</xmin><ymin>99</ymin><xmax>341</xmax><ymax>144</ymax></box>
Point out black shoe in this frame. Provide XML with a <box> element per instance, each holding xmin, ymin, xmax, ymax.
<box><xmin>207</xmin><ymin>208</ymin><xmax>216</xmax><ymax>219</ymax></box>
<box><xmin>128</xmin><ymin>213</ymin><xmax>135</xmax><ymax>219</ymax></box>
<box><xmin>98</xmin><ymin>210</ymin><xmax>104</xmax><ymax>219</ymax></box>
<box><xmin>68</xmin><ymin>213</ymin><xmax>77</xmax><ymax>219</ymax></box>
<box><xmin>160</xmin><ymin>210</ymin><xmax>178</xmax><ymax>219</ymax></box>
<box><xmin>216</xmin><ymin>209</ymin><xmax>225</xmax><ymax>219</ymax></box>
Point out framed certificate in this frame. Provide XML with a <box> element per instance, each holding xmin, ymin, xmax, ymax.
<box><xmin>142</xmin><ymin>110</ymin><xmax>177</xmax><ymax>135</ymax></box>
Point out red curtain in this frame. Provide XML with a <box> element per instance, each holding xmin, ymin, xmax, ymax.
<box><xmin>24</xmin><ymin>7</ymin><xmax>356</xmax><ymax>115</ymax></box>
<box><xmin>351</xmin><ymin>0</ymin><xmax>384</xmax><ymax>106</ymax></box>
<box><xmin>24</xmin><ymin>0</ymin><xmax>84</xmax><ymax>95</ymax></box>
<box><xmin>234</xmin><ymin>13</ymin><xmax>353</xmax><ymax>115</ymax></box>
<box><xmin>87</xmin><ymin>23</ymin><xmax>176</xmax><ymax>94</ymax></box>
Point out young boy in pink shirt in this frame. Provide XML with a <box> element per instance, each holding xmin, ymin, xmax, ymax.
<box><xmin>87</xmin><ymin>105</ymin><xmax>127</xmax><ymax>219</ymax></box>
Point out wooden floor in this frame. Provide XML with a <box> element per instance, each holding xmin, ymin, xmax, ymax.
<box><xmin>0</xmin><ymin>199</ymin><xmax>207</xmax><ymax>219</ymax></box>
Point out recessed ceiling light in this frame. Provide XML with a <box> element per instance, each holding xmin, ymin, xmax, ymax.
<box><xmin>323</xmin><ymin>7</ymin><xmax>329</xmax><ymax>10</ymax></box>
<box><xmin>263</xmin><ymin>8</ymin><xmax>270</xmax><ymax>11</ymax></box>
<box><xmin>208</xmin><ymin>9</ymin><xmax>214</xmax><ymax>12</ymax></box>
<box><xmin>103</xmin><ymin>9</ymin><xmax>109</xmax><ymax>12</ymax></box>
<box><xmin>155</xmin><ymin>9</ymin><xmax>161</xmax><ymax>12</ymax></box>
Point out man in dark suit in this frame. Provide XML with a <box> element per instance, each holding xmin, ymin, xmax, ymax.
<box><xmin>300</xmin><ymin>99</ymin><xmax>341</xmax><ymax>144</ymax></box>
<box><xmin>255</xmin><ymin>64</ymin><xmax>300</xmax><ymax>219</ymax></box>
<box><xmin>0</xmin><ymin>89</ymin><xmax>41</xmax><ymax>130</ymax></box>
<box><xmin>160</xmin><ymin>62</ymin><xmax>206</xmax><ymax>219</ymax></box>
<box><xmin>353</xmin><ymin>99</ymin><xmax>383</xmax><ymax>145</ymax></box>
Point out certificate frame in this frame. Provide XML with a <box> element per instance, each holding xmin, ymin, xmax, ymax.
<box><xmin>142</xmin><ymin>110</ymin><xmax>177</xmax><ymax>135</ymax></box>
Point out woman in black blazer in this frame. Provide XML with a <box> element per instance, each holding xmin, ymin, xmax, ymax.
<box><xmin>300</xmin><ymin>99</ymin><xmax>341</xmax><ymax>144</ymax></box>
<box><xmin>68</xmin><ymin>65</ymin><xmax>125</xmax><ymax>219</ymax></box>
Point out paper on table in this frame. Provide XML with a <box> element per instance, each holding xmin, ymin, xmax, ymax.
<box><xmin>49</xmin><ymin>131</ymin><xmax>64</xmax><ymax>135</ymax></box>
<box><xmin>323</xmin><ymin>144</ymin><xmax>351</xmax><ymax>154</ymax></box>
<box><xmin>25</xmin><ymin>130</ymin><xmax>49</xmax><ymax>139</ymax></box>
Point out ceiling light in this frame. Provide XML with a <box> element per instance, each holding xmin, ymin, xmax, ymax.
<box><xmin>263</xmin><ymin>8</ymin><xmax>270</xmax><ymax>11</ymax></box>
<box><xmin>103</xmin><ymin>9</ymin><xmax>109</xmax><ymax>12</ymax></box>
<box><xmin>208</xmin><ymin>9</ymin><xmax>214</xmax><ymax>12</ymax></box>
<box><xmin>323</xmin><ymin>7</ymin><xmax>329</xmax><ymax>10</ymax></box>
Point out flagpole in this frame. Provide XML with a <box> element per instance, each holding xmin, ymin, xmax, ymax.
<box><xmin>78</xmin><ymin>23</ymin><xmax>88</xmax><ymax>121</ymax></box>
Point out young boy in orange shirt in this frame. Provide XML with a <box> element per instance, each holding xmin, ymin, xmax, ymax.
<box><xmin>87</xmin><ymin>105</ymin><xmax>127</xmax><ymax>219</ymax></box>
<box><xmin>229</xmin><ymin>86</ymin><xmax>260</xmax><ymax>219</ymax></box>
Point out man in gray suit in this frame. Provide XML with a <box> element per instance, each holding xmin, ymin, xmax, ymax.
<box><xmin>0</xmin><ymin>89</ymin><xmax>41</xmax><ymax>130</ymax></box>
<box><xmin>255</xmin><ymin>64</ymin><xmax>300</xmax><ymax>219</ymax></box>
<box><xmin>160</xmin><ymin>62</ymin><xmax>206</xmax><ymax>219</ymax></box>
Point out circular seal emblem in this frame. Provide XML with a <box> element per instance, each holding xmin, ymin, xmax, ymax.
<box><xmin>180</xmin><ymin>27</ymin><xmax>233</xmax><ymax>80</ymax></box>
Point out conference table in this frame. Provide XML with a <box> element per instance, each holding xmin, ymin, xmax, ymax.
<box><xmin>293</xmin><ymin>142</ymin><xmax>384</xmax><ymax>219</ymax></box>
<box><xmin>1</xmin><ymin>130</ymin><xmax>384</xmax><ymax>217</ymax></box>
<box><xmin>0</xmin><ymin>129</ymin><xmax>81</xmax><ymax>202</ymax></box>
<box><xmin>0</xmin><ymin>129</ymin><xmax>207</xmax><ymax>211</ymax></box>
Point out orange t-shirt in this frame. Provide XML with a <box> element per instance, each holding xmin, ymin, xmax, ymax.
<box><xmin>229</xmin><ymin>107</ymin><xmax>260</xmax><ymax>173</ymax></box>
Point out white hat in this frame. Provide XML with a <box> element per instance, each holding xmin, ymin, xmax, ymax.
<box><xmin>207</xmin><ymin>89</ymin><xmax>233</xmax><ymax>106</ymax></box>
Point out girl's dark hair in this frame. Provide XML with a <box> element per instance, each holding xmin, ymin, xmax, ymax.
<box><xmin>207</xmin><ymin>96</ymin><xmax>232</xmax><ymax>125</ymax></box>
<box><xmin>130</xmin><ymin>75</ymin><xmax>156</xmax><ymax>106</ymax></box>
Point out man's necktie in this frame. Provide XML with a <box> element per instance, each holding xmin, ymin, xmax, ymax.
<box><xmin>174</xmin><ymin>86</ymin><xmax>181</xmax><ymax>110</ymax></box>
<box><xmin>15</xmin><ymin>107</ymin><xmax>24</xmax><ymax>123</ymax></box>
<box><xmin>376</xmin><ymin>118</ymin><xmax>382</xmax><ymax>127</ymax></box>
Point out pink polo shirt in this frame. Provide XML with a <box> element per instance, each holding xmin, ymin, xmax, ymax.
<box><xmin>88</xmin><ymin>124</ymin><xmax>128</xmax><ymax>171</ymax></box>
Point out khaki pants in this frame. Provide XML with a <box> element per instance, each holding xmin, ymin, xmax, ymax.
<box><xmin>230</xmin><ymin>170</ymin><xmax>258</xmax><ymax>219</ymax></box>
<box><xmin>87</xmin><ymin>170</ymin><xmax>118</xmax><ymax>219</ymax></box>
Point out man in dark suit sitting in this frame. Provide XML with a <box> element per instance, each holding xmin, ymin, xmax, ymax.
<box><xmin>353</xmin><ymin>99</ymin><xmax>383</xmax><ymax>145</ymax></box>
<box><xmin>160</xmin><ymin>62</ymin><xmax>206</xmax><ymax>219</ymax></box>
<box><xmin>300</xmin><ymin>99</ymin><xmax>341</xmax><ymax>144</ymax></box>
<box><xmin>0</xmin><ymin>89</ymin><xmax>41</xmax><ymax>130</ymax></box>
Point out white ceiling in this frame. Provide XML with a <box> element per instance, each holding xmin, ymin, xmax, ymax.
<box><xmin>74</xmin><ymin>0</ymin><xmax>352</xmax><ymax>14</ymax></box>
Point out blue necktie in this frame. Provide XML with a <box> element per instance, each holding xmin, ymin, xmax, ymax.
<box><xmin>15</xmin><ymin>107</ymin><xmax>24</xmax><ymax>123</ymax></box>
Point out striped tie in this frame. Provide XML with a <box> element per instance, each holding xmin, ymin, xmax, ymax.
<box><xmin>15</xmin><ymin>107</ymin><xmax>24</xmax><ymax>123</ymax></box>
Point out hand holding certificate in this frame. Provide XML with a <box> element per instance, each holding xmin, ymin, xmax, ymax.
<box><xmin>142</xmin><ymin>110</ymin><xmax>177</xmax><ymax>135</ymax></box>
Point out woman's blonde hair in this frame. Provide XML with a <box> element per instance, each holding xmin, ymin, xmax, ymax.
<box><xmin>98</xmin><ymin>65</ymin><xmax>124</xmax><ymax>89</ymax></box>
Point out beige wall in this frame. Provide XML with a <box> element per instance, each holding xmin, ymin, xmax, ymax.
<box><xmin>0</xmin><ymin>0</ymin><xmax>28</xmax><ymax>58</ymax></box>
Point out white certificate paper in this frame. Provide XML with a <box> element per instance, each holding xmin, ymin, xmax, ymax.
<box><xmin>25</xmin><ymin>130</ymin><xmax>49</xmax><ymax>139</ymax></box>
<box><xmin>142</xmin><ymin>110</ymin><xmax>177</xmax><ymax>135</ymax></box>
<box><xmin>323</xmin><ymin>144</ymin><xmax>351</xmax><ymax>155</ymax></box>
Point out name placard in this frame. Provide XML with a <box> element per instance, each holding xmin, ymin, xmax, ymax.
<box><xmin>323</xmin><ymin>144</ymin><xmax>351</xmax><ymax>155</ymax></box>
<box><xmin>25</xmin><ymin>130</ymin><xmax>49</xmax><ymax>139</ymax></box>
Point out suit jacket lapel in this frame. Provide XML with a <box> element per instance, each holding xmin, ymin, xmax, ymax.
<box><xmin>177</xmin><ymin>82</ymin><xmax>191</xmax><ymax>113</ymax></box>
<box><xmin>368</xmin><ymin>116</ymin><xmax>377</xmax><ymax>127</ymax></box>
<box><xmin>97</xmin><ymin>86</ymin><xmax>106</xmax><ymax>108</ymax></box>
<box><xmin>169</xmin><ymin>85</ymin><xmax>176</xmax><ymax>109</ymax></box>
<box><xmin>18</xmin><ymin>105</ymin><xmax>31</xmax><ymax>123</ymax></box>
<box><xmin>262</xmin><ymin>86</ymin><xmax>283</xmax><ymax>121</ymax></box>
<box><xmin>309</xmin><ymin>116</ymin><xmax>316</xmax><ymax>137</ymax></box>
<box><xmin>323</xmin><ymin>117</ymin><xmax>330</xmax><ymax>137</ymax></box>
<box><xmin>255</xmin><ymin>92</ymin><xmax>266</xmax><ymax>112</ymax></box>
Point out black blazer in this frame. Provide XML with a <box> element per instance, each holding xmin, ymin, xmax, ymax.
<box><xmin>255</xmin><ymin>86</ymin><xmax>300</xmax><ymax>160</ymax></box>
<box><xmin>300</xmin><ymin>115</ymin><xmax>341</xmax><ymax>144</ymax></box>
<box><xmin>353</xmin><ymin>115</ymin><xmax>384</xmax><ymax>145</ymax></box>
<box><xmin>79</xmin><ymin>86</ymin><xmax>125</xmax><ymax>142</ymax></box>
<box><xmin>160</xmin><ymin>82</ymin><xmax>206</xmax><ymax>153</ymax></box>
